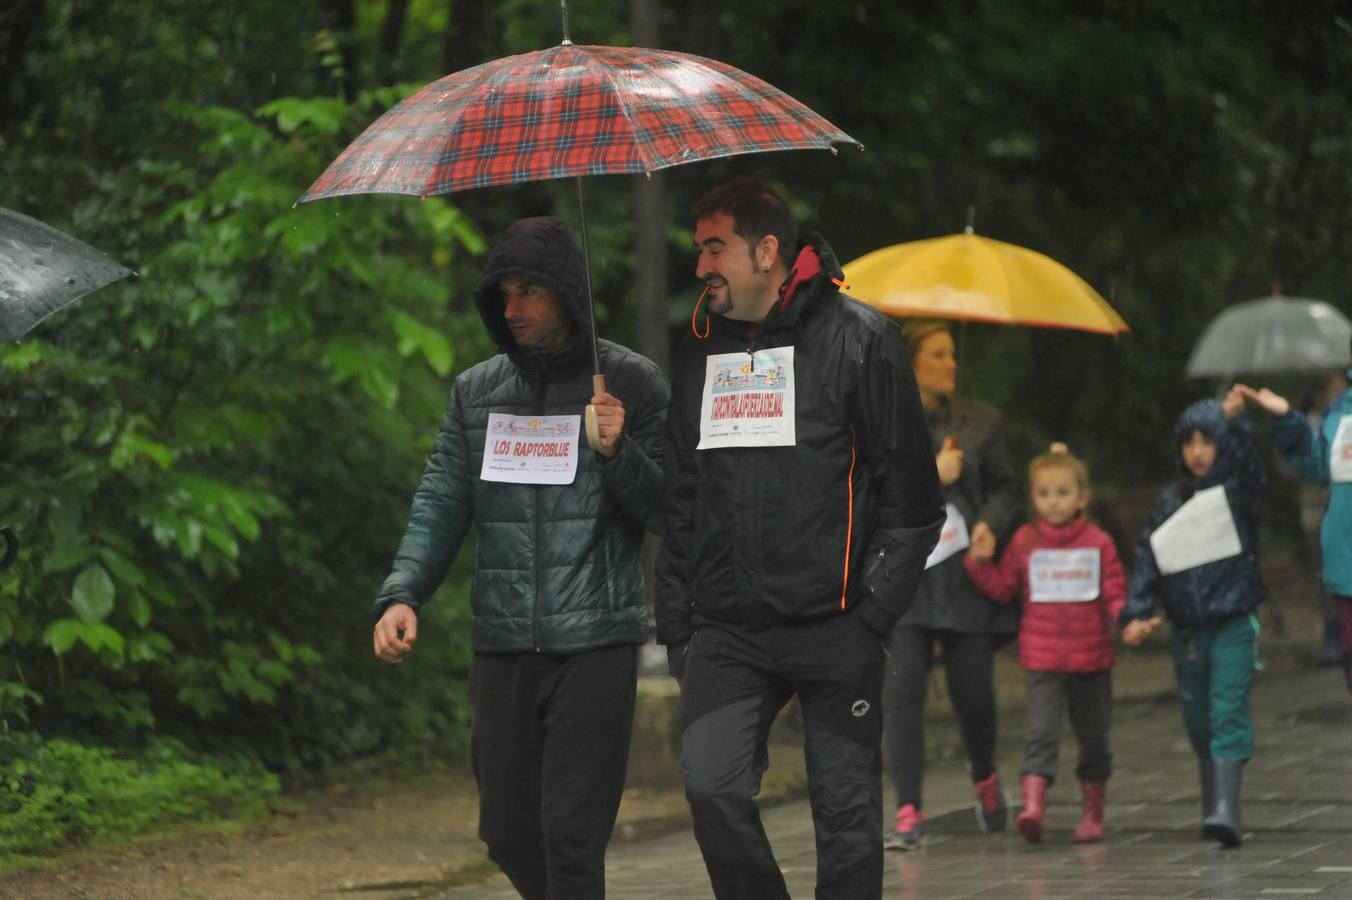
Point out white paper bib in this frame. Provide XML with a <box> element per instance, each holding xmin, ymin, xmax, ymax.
<box><xmin>480</xmin><ymin>413</ymin><xmax>581</xmax><ymax>485</ymax></box>
<box><xmin>924</xmin><ymin>503</ymin><xmax>970</xmax><ymax>569</ymax></box>
<box><xmin>697</xmin><ymin>347</ymin><xmax>796</xmax><ymax>449</ymax></box>
<box><xmin>1149</xmin><ymin>484</ymin><xmax>1242</xmax><ymax>575</ymax></box>
<box><xmin>1329</xmin><ymin>414</ymin><xmax>1352</xmax><ymax>483</ymax></box>
<box><xmin>1028</xmin><ymin>548</ymin><xmax>1101</xmax><ymax>602</ymax></box>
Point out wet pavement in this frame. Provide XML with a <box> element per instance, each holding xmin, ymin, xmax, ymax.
<box><xmin>446</xmin><ymin>660</ymin><xmax>1351</xmax><ymax>899</ymax></box>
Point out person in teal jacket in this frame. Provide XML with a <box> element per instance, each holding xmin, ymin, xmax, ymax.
<box><xmin>371</xmin><ymin>217</ymin><xmax>669</xmax><ymax>900</ymax></box>
<box><xmin>1239</xmin><ymin>350</ymin><xmax>1352</xmax><ymax>695</ymax></box>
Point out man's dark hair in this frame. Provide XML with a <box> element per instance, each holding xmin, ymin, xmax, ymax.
<box><xmin>691</xmin><ymin>176</ymin><xmax>798</xmax><ymax>268</ymax></box>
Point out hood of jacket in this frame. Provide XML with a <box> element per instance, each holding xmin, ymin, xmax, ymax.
<box><xmin>1173</xmin><ymin>398</ymin><xmax>1239</xmax><ymax>490</ymax></box>
<box><xmin>474</xmin><ymin>217</ymin><xmax>589</xmax><ymax>370</ymax></box>
<box><xmin>771</xmin><ymin>232</ymin><xmax>844</xmax><ymax>325</ymax></box>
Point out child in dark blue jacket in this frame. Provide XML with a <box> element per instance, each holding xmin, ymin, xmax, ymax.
<box><xmin>1119</xmin><ymin>388</ymin><xmax>1263</xmax><ymax>848</ymax></box>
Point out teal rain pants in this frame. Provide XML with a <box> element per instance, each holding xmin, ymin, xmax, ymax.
<box><xmin>1170</xmin><ymin>614</ymin><xmax>1258</xmax><ymax>761</ymax></box>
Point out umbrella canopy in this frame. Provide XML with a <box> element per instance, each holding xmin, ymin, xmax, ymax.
<box><xmin>0</xmin><ymin>207</ymin><xmax>134</xmax><ymax>343</ymax></box>
<box><xmin>1184</xmin><ymin>295</ymin><xmax>1352</xmax><ymax>378</ymax></box>
<box><xmin>298</xmin><ymin>34</ymin><xmax>860</xmax><ymax>449</ymax></box>
<box><xmin>298</xmin><ymin>43</ymin><xmax>859</xmax><ymax>202</ymax></box>
<box><xmin>841</xmin><ymin>230</ymin><xmax>1129</xmax><ymax>335</ymax></box>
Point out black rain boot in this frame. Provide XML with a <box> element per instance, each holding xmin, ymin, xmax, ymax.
<box><xmin>1198</xmin><ymin>758</ymin><xmax>1215</xmax><ymax>836</ymax></box>
<box><xmin>1201</xmin><ymin>758</ymin><xmax>1243</xmax><ymax>848</ymax></box>
<box><xmin>1318</xmin><ymin>614</ymin><xmax>1346</xmax><ymax>667</ymax></box>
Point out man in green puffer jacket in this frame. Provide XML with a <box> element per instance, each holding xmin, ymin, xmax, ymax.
<box><xmin>371</xmin><ymin>217</ymin><xmax>669</xmax><ymax>900</ymax></box>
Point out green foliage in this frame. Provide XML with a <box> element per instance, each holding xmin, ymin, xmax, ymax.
<box><xmin>0</xmin><ymin>734</ymin><xmax>277</xmax><ymax>856</ymax></box>
<box><xmin>0</xmin><ymin>4</ymin><xmax>494</xmax><ymax>775</ymax></box>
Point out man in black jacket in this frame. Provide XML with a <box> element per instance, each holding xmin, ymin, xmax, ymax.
<box><xmin>372</xmin><ymin>217</ymin><xmax>668</xmax><ymax>899</ymax></box>
<box><xmin>656</xmin><ymin>177</ymin><xmax>944</xmax><ymax>899</ymax></box>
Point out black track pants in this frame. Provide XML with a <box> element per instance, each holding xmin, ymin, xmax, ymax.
<box><xmin>882</xmin><ymin>626</ymin><xmax>999</xmax><ymax>810</ymax></box>
<box><xmin>679</xmin><ymin>615</ymin><xmax>886</xmax><ymax>900</ymax></box>
<box><xmin>470</xmin><ymin>645</ymin><xmax>637</xmax><ymax>900</ymax></box>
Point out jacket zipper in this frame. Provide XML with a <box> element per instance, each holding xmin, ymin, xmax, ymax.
<box><xmin>532</xmin><ymin>375</ymin><xmax>546</xmax><ymax>651</ymax></box>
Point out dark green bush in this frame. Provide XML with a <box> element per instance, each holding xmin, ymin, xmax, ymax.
<box><xmin>0</xmin><ymin>734</ymin><xmax>277</xmax><ymax>856</ymax></box>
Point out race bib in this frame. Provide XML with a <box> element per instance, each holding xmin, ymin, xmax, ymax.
<box><xmin>480</xmin><ymin>413</ymin><xmax>580</xmax><ymax>485</ymax></box>
<box><xmin>1329</xmin><ymin>414</ymin><xmax>1352</xmax><ymax>483</ymax></box>
<box><xmin>1149</xmin><ymin>485</ymin><xmax>1242</xmax><ymax>575</ymax></box>
<box><xmin>924</xmin><ymin>503</ymin><xmax>970</xmax><ymax>569</ymax></box>
<box><xmin>697</xmin><ymin>347</ymin><xmax>796</xmax><ymax>449</ymax></box>
<box><xmin>1029</xmin><ymin>548</ymin><xmax>1101</xmax><ymax>602</ymax></box>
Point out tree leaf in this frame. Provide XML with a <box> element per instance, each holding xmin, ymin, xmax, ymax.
<box><xmin>43</xmin><ymin>618</ymin><xmax>84</xmax><ymax>654</ymax></box>
<box><xmin>43</xmin><ymin>543</ymin><xmax>96</xmax><ymax>575</ymax></box>
<box><xmin>78</xmin><ymin>622</ymin><xmax>125</xmax><ymax>656</ymax></box>
<box><xmin>71</xmin><ymin>565</ymin><xmax>116</xmax><ymax>623</ymax></box>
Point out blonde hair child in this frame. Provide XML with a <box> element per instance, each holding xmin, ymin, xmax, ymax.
<box><xmin>965</xmin><ymin>443</ymin><xmax>1127</xmax><ymax>844</ymax></box>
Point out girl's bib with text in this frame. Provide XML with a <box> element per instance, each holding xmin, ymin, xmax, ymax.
<box><xmin>1029</xmin><ymin>548</ymin><xmax>1101</xmax><ymax>602</ymax></box>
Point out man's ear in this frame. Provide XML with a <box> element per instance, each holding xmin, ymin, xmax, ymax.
<box><xmin>757</xmin><ymin>235</ymin><xmax>779</xmax><ymax>271</ymax></box>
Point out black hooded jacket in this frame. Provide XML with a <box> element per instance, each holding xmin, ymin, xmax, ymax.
<box><xmin>1120</xmin><ymin>399</ymin><xmax>1265</xmax><ymax>629</ymax></box>
<box><xmin>374</xmin><ymin>217</ymin><xmax>669</xmax><ymax>653</ymax></box>
<box><xmin>655</xmin><ymin>233</ymin><xmax>945</xmax><ymax>646</ymax></box>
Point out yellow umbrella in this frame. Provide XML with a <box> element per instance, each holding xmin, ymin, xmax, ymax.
<box><xmin>841</xmin><ymin>229</ymin><xmax>1129</xmax><ymax>334</ymax></box>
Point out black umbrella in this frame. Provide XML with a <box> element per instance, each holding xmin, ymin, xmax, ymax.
<box><xmin>0</xmin><ymin>207</ymin><xmax>134</xmax><ymax>342</ymax></box>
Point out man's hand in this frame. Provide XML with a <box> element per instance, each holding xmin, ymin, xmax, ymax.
<box><xmin>590</xmin><ymin>391</ymin><xmax>626</xmax><ymax>459</ymax></box>
<box><xmin>1121</xmin><ymin>616</ymin><xmax>1162</xmax><ymax>647</ymax></box>
<box><xmin>667</xmin><ymin>640</ymin><xmax>689</xmax><ymax>686</ymax></box>
<box><xmin>968</xmin><ymin>522</ymin><xmax>996</xmax><ymax>562</ymax></box>
<box><xmin>1234</xmin><ymin>384</ymin><xmax>1291</xmax><ymax>417</ymax></box>
<box><xmin>936</xmin><ymin>437</ymin><xmax>963</xmax><ymax>486</ymax></box>
<box><xmin>373</xmin><ymin>603</ymin><xmax>418</xmax><ymax>663</ymax></box>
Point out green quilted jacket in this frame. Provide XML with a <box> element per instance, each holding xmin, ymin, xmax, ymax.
<box><xmin>374</xmin><ymin>217</ymin><xmax>669</xmax><ymax>653</ymax></box>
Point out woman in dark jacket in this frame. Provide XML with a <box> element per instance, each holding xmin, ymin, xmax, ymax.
<box><xmin>882</xmin><ymin>321</ymin><xmax>1018</xmax><ymax>850</ymax></box>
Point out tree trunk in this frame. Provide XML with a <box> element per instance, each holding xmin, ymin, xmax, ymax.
<box><xmin>319</xmin><ymin>0</ymin><xmax>358</xmax><ymax>99</ymax></box>
<box><xmin>443</xmin><ymin>0</ymin><xmax>492</xmax><ymax>76</ymax></box>
<box><xmin>377</xmin><ymin>0</ymin><xmax>410</xmax><ymax>85</ymax></box>
<box><xmin>630</xmin><ymin>0</ymin><xmax>670</xmax><ymax>372</ymax></box>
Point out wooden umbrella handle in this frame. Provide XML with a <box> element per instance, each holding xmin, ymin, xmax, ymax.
<box><xmin>584</xmin><ymin>373</ymin><xmax>606</xmax><ymax>451</ymax></box>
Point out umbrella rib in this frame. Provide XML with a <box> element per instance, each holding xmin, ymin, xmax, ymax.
<box><xmin>589</xmin><ymin>47</ymin><xmax>664</xmax><ymax>175</ymax></box>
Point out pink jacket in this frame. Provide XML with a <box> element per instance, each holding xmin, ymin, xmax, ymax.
<box><xmin>963</xmin><ymin>517</ymin><xmax>1126</xmax><ymax>673</ymax></box>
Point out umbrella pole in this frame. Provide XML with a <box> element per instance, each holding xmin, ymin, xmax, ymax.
<box><xmin>575</xmin><ymin>176</ymin><xmax>606</xmax><ymax>450</ymax></box>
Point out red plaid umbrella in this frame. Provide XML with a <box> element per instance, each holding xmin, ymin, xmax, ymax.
<box><xmin>298</xmin><ymin>39</ymin><xmax>860</xmax><ymax>447</ymax></box>
<box><xmin>298</xmin><ymin>43</ymin><xmax>859</xmax><ymax>200</ymax></box>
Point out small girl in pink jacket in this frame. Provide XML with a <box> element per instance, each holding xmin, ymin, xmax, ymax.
<box><xmin>965</xmin><ymin>444</ymin><xmax>1126</xmax><ymax>845</ymax></box>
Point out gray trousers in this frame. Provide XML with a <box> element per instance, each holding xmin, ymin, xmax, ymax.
<box><xmin>1021</xmin><ymin>670</ymin><xmax>1112</xmax><ymax>785</ymax></box>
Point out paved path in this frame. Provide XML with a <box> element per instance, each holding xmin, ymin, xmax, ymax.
<box><xmin>447</xmin><ymin>663</ymin><xmax>1351</xmax><ymax>899</ymax></box>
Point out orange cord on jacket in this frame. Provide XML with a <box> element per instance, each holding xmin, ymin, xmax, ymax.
<box><xmin>691</xmin><ymin>285</ymin><xmax>712</xmax><ymax>339</ymax></box>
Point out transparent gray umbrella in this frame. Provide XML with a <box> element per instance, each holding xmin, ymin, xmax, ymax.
<box><xmin>0</xmin><ymin>207</ymin><xmax>134</xmax><ymax>343</ymax></box>
<box><xmin>1185</xmin><ymin>295</ymin><xmax>1352</xmax><ymax>378</ymax></box>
